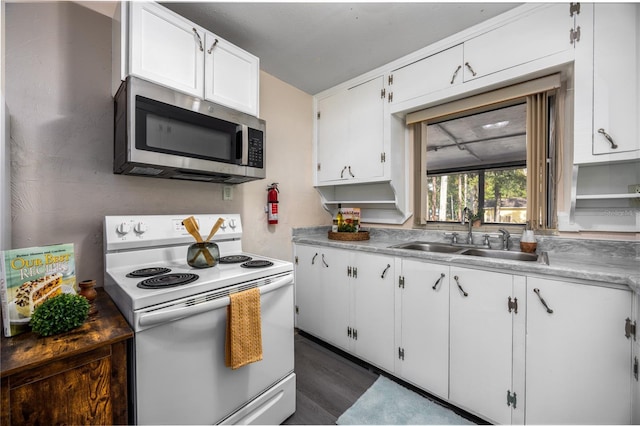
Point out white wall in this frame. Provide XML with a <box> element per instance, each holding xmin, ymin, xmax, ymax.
<box><xmin>5</xmin><ymin>2</ymin><xmax>327</xmax><ymax>285</ymax></box>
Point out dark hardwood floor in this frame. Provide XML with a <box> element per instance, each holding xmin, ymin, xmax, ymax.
<box><xmin>283</xmin><ymin>330</ymin><xmax>485</xmax><ymax>425</ymax></box>
<box><xmin>283</xmin><ymin>331</ymin><xmax>379</xmax><ymax>425</ymax></box>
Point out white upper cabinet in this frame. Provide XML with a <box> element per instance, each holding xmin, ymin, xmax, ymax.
<box><xmin>574</xmin><ymin>4</ymin><xmax>640</xmax><ymax>163</ymax></box>
<box><xmin>129</xmin><ymin>2</ymin><xmax>204</xmax><ymax>97</ymax></box>
<box><xmin>316</xmin><ymin>76</ymin><xmax>385</xmax><ymax>185</ymax></box>
<box><xmin>462</xmin><ymin>3</ymin><xmax>572</xmax><ymax>82</ymax></box>
<box><xmin>386</xmin><ymin>4</ymin><xmax>572</xmax><ymax>107</ymax></box>
<box><xmin>122</xmin><ymin>2</ymin><xmax>260</xmax><ymax>116</ymax></box>
<box><xmin>203</xmin><ymin>32</ymin><xmax>259</xmax><ymax>116</ymax></box>
<box><xmin>388</xmin><ymin>45</ymin><xmax>464</xmax><ymax>105</ymax></box>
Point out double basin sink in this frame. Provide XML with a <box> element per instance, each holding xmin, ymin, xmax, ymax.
<box><xmin>389</xmin><ymin>241</ymin><xmax>548</xmax><ymax>264</ymax></box>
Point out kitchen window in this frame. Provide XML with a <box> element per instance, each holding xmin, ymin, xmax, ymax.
<box><xmin>408</xmin><ymin>74</ymin><xmax>561</xmax><ymax>230</ymax></box>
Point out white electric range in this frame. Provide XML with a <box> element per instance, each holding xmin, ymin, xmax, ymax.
<box><xmin>104</xmin><ymin>214</ymin><xmax>295</xmax><ymax>425</ymax></box>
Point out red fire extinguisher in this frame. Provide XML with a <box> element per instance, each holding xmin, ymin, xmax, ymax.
<box><xmin>267</xmin><ymin>183</ymin><xmax>279</xmax><ymax>224</ymax></box>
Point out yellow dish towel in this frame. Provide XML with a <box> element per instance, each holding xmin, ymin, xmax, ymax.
<box><xmin>225</xmin><ymin>287</ymin><xmax>263</xmax><ymax>370</ymax></box>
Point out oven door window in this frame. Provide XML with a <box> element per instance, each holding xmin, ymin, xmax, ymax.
<box><xmin>135</xmin><ymin>96</ymin><xmax>240</xmax><ymax>164</ymax></box>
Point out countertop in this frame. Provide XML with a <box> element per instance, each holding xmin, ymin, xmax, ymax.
<box><xmin>293</xmin><ymin>227</ymin><xmax>640</xmax><ymax>294</ymax></box>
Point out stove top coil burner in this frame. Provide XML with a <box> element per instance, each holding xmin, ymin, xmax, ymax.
<box><xmin>137</xmin><ymin>273</ymin><xmax>199</xmax><ymax>289</ymax></box>
<box><xmin>219</xmin><ymin>255</ymin><xmax>253</xmax><ymax>264</ymax></box>
<box><xmin>127</xmin><ymin>267</ymin><xmax>172</xmax><ymax>278</ymax></box>
<box><xmin>241</xmin><ymin>260</ymin><xmax>274</xmax><ymax>268</ymax></box>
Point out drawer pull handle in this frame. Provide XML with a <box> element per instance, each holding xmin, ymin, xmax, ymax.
<box><xmin>311</xmin><ymin>253</ymin><xmax>318</xmax><ymax>265</ymax></box>
<box><xmin>533</xmin><ymin>288</ymin><xmax>554</xmax><ymax>314</ymax></box>
<box><xmin>597</xmin><ymin>128</ymin><xmax>618</xmax><ymax>149</ymax></box>
<box><xmin>464</xmin><ymin>62</ymin><xmax>477</xmax><ymax>77</ymax></box>
<box><xmin>454</xmin><ymin>275</ymin><xmax>468</xmax><ymax>297</ymax></box>
<box><xmin>450</xmin><ymin>65</ymin><xmax>462</xmax><ymax>84</ymax></box>
<box><xmin>207</xmin><ymin>38</ymin><xmax>219</xmax><ymax>54</ymax></box>
<box><xmin>321</xmin><ymin>254</ymin><xmax>329</xmax><ymax>267</ymax></box>
<box><xmin>432</xmin><ymin>273</ymin><xmax>445</xmax><ymax>290</ymax></box>
<box><xmin>381</xmin><ymin>264</ymin><xmax>391</xmax><ymax>279</ymax></box>
<box><xmin>192</xmin><ymin>28</ymin><xmax>204</xmax><ymax>52</ymax></box>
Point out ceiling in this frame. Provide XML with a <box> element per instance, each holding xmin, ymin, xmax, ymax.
<box><xmin>161</xmin><ymin>2</ymin><xmax>521</xmax><ymax>95</ymax></box>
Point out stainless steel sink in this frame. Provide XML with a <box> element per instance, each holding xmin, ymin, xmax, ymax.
<box><xmin>389</xmin><ymin>241</ymin><xmax>463</xmax><ymax>254</ymax></box>
<box><xmin>460</xmin><ymin>248</ymin><xmax>541</xmax><ymax>262</ymax></box>
<box><xmin>390</xmin><ymin>241</ymin><xmax>548</xmax><ymax>264</ymax></box>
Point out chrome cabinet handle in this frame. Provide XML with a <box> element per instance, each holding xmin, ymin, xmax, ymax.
<box><xmin>454</xmin><ymin>275</ymin><xmax>468</xmax><ymax>297</ymax></box>
<box><xmin>192</xmin><ymin>28</ymin><xmax>204</xmax><ymax>51</ymax></box>
<box><xmin>321</xmin><ymin>254</ymin><xmax>329</xmax><ymax>267</ymax></box>
<box><xmin>348</xmin><ymin>166</ymin><xmax>355</xmax><ymax>178</ymax></box>
<box><xmin>381</xmin><ymin>264</ymin><xmax>391</xmax><ymax>279</ymax></box>
<box><xmin>311</xmin><ymin>253</ymin><xmax>318</xmax><ymax>265</ymax></box>
<box><xmin>207</xmin><ymin>38</ymin><xmax>219</xmax><ymax>54</ymax></box>
<box><xmin>432</xmin><ymin>273</ymin><xmax>445</xmax><ymax>290</ymax></box>
<box><xmin>450</xmin><ymin>65</ymin><xmax>462</xmax><ymax>84</ymax></box>
<box><xmin>533</xmin><ymin>288</ymin><xmax>553</xmax><ymax>314</ymax></box>
<box><xmin>340</xmin><ymin>166</ymin><xmax>347</xmax><ymax>178</ymax></box>
<box><xmin>465</xmin><ymin>62</ymin><xmax>477</xmax><ymax>77</ymax></box>
<box><xmin>597</xmin><ymin>128</ymin><xmax>618</xmax><ymax>149</ymax></box>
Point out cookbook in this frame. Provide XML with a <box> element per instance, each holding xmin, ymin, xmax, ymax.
<box><xmin>0</xmin><ymin>243</ymin><xmax>77</xmax><ymax>337</ymax></box>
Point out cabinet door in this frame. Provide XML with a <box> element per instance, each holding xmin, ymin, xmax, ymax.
<box><xmin>129</xmin><ymin>2</ymin><xmax>204</xmax><ymax>97</ymax></box>
<box><xmin>316</xmin><ymin>77</ymin><xmax>385</xmax><ymax>185</ymax></box>
<box><xmin>345</xmin><ymin>77</ymin><xmax>385</xmax><ymax>182</ymax></box>
<box><xmin>204</xmin><ymin>32</ymin><xmax>259</xmax><ymax>116</ymax></box>
<box><xmin>526</xmin><ymin>278</ymin><xmax>632</xmax><ymax>424</ymax></box>
<box><xmin>318</xmin><ymin>247</ymin><xmax>351</xmax><ymax>351</ymax></box>
<box><xmin>591</xmin><ymin>4</ymin><xmax>640</xmax><ymax>157</ymax></box>
<box><xmin>449</xmin><ymin>267</ymin><xmax>514</xmax><ymax>424</ymax></box>
<box><xmin>351</xmin><ymin>252</ymin><xmax>395</xmax><ymax>372</ymax></box>
<box><xmin>463</xmin><ymin>4</ymin><xmax>572</xmax><ymax>82</ymax></box>
<box><xmin>294</xmin><ymin>245</ymin><xmax>324</xmax><ymax>338</ymax></box>
<box><xmin>390</xmin><ymin>45</ymin><xmax>464</xmax><ymax>104</ymax></box>
<box><xmin>397</xmin><ymin>259</ymin><xmax>449</xmax><ymax>399</ymax></box>
<box><xmin>316</xmin><ymin>90</ymin><xmax>350</xmax><ymax>184</ymax></box>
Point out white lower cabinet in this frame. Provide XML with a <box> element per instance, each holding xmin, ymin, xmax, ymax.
<box><xmin>293</xmin><ymin>245</ymin><xmax>636</xmax><ymax>424</ymax></box>
<box><xmin>525</xmin><ymin>277</ymin><xmax>633</xmax><ymax>425</ymax></box>
<box><xmin>293</xmin><ymin>244</ymin><xmax>395</xmax><ymax>372</ymax></box>
<box><xmin>449</xmin><ymin>266</ymin><xmax>525</xmax><ymax>425</ymax></box>
<box><xmin>395</xmin><ymin>258</ymin><xmax>449</xmax><ymax>399</ymax></box>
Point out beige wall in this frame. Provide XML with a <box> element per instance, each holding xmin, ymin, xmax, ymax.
<box><xmin>5</xmin><ymin>2</ymin><xmax>327</xmax><ymax>286</ymax></box>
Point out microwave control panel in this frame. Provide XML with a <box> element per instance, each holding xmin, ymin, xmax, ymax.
<box><xmin>247</xmin><ymin>128</ymin><xmax>264</xmax><ymax>168</ymax></box>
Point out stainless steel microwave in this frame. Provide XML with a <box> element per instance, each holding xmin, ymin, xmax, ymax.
<box><xmin>114</xmin><ymin>76</ymin><xmax>265</xmax><ymax>183</ymax></box>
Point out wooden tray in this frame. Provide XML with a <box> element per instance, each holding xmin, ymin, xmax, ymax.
<box><xmin>328</xmin><ymin>231</ymin><xmax>370</xmax><ymax>241</ymax></box>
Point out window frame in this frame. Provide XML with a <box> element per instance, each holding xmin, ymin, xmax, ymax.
<box><xmin>408</xmin><ymin>74</ymin><xmax>561</xmax><ymax>230</ymax></box>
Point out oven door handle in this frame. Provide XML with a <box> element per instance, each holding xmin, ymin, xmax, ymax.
<box><xmin>137</xmin><ymin>274</ymin><xmax>293</xmax><ymax>328</ymax></box>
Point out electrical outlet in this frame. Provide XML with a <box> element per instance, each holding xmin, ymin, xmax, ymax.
<box><xmin>629</xmin><ymin>184</ymin><xmax>640</xmax><ymax>207</ymax></box>
<box><xmin>223</xmin><ymin>185</ymin><xmax>233</xmax><ymax>201</ymax></box>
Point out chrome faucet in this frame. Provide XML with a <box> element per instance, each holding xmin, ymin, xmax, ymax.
<box><xmin>462</xmin><ymin>207</ymin><xmax>473</xmax><ymax>244</ymax></box>
<box><xmin>498</xmin><ymin>228</ymin><xmax>511</xmax><ymax>250</ymax></box>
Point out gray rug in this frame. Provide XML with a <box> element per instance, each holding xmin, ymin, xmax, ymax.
<box><xmin>336</xmin><ymin>376</ymin><xmax>475</xmax><ymax>425</ymax></box>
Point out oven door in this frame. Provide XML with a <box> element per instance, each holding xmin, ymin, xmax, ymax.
<box><xmin>131</xmin><ymin>274</ymin><xmax>295</xmax><ymax>425</ymax></box>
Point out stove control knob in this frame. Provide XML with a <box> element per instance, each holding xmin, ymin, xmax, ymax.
<box><xmin>220</xmin><ymin>220</ymin><xmax>227</xmax><ymax>230</ymax></box>
<box><xmin>229</xmin><ymin>219</ymin><xmax>237</xmax><ymax>229</ymax></box>
<box><xmin>116</xmin><ymin>222</ymin><xmax>131</xmax><ymax>235</ymax></box>
<box><xmin>134</xmin><ymin>222</ymin><xmax>148</xmax><ymax>234</ymax></box>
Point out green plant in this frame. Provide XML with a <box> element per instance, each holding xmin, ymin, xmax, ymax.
<box><xmin>30</xmin><ymin>293</ymin><xmax>90</xmax><ymax>336</ymax></box>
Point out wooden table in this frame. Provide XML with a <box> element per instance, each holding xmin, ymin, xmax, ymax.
<box><xmin>1</xmin><ymin>288</ymin><xmax>133</xmax><ymax>425</ymax></box>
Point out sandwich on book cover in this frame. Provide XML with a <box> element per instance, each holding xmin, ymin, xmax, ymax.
<box><xmin>0</xmin><ymin>243</ymin><xmax>77</xmax><ymax>337</ymax></box>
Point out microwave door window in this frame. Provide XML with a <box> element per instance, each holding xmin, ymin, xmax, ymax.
<box><xmin>145</xmin><ymin>113</ymin><xmax>235</xmax><ymax>163</ymax></box>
